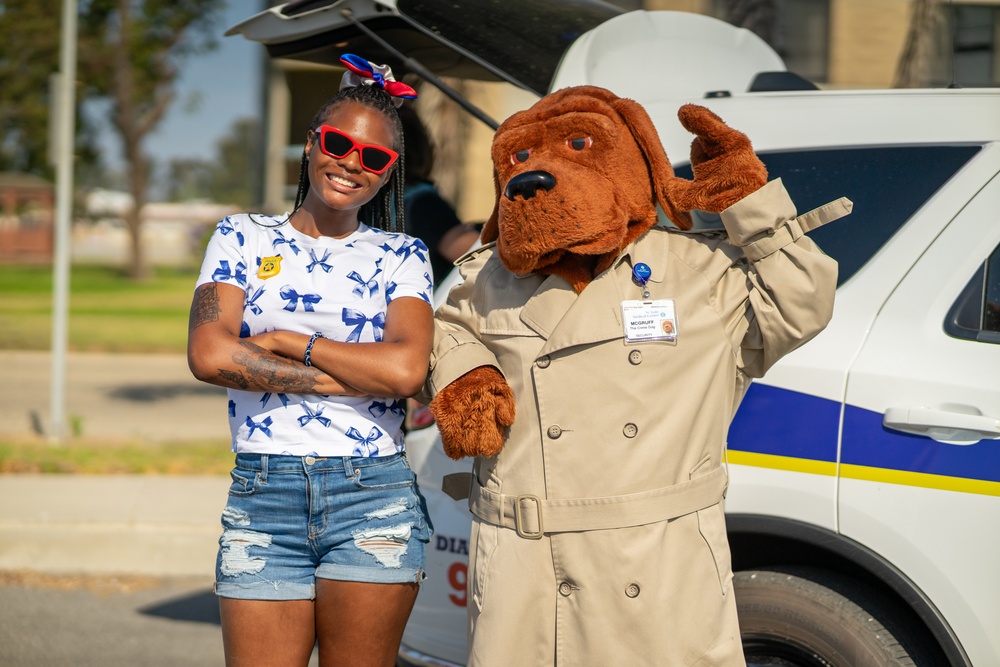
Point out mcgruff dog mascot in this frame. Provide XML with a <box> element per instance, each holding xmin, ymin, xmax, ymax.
<box><xmin>423</xmin><ymin>86</ymin><xmax>850</xmax><ymax>666</ymax></box>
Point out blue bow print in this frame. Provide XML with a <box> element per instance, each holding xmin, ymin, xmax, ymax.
<box><xmin>272</xmin><ymin>229</ymin><xmax>301</xmax><ymax>255</ymax></box>
<box><xmin>245</xmin><ymin>416</ymin><xmax>273</xmax><ymax>439</ymax></box>
<box><xmin>213</xmin><ymin>260</ymin><xmax>248</xmax><ymax>287</ymax></box>
<box><xmin>347</xmin><ymin>269</ymin><xmax>381</xmax><ymax>298</ymax></box>
<box><xmin>380</xmin><ymin>240</ymin><xmax>429</xmax><ymax>264</ymax></box>
<box><xmin>245</xmin><ymin>286</ymin><xmax>265</xmax><ymax>315</ymax></box>
<box><xmin>346</xmin><ymin>426</ymin><xmax>383</xmax><ymax>456</ymax></box>
<box><xmin>307</xmin><ymin>248</ymin><xmax>334</xmax><ymax>273</ymax></box>
<box><xmin>280</xmin><ymin>285</ymin><xmax>322</xmax><ymax>312</ymax></box>
<box><xmin>216</xmin><ymin>217</ymin><xmax>245</xmax><ymax>246</ymax></box>
<box><xmin>260</xmin><ymin>393</ymin><xmax>289</xmax><ymax>409</ymax></box>
<box><xmin>298</xmin><ymin>404</ymin><xmax>332</xmax><ymax>428</ymax></box>
<box><xmin>342</xmin><ymin>308</ymin><xmax>386</xmax><ymax>342</ymax></box>
<box><xmin>368</xmin><ymin>399</ymin><xmax>404</xmax><ymax>419</ymax></box>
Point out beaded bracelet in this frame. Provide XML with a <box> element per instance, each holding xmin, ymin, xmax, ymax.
<box><xmin>303</xmin><ymin>332</ymin><xmax>324</xmax><ymax>367</ymax></box>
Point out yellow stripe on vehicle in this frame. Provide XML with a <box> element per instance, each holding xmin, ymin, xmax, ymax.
<box><xmin>727</xmin><ymin>451</ymin><xmax>1000</xmax><ymax>497</ymax></box>
<box><xmin>727</xmin><ymin>450</ymin><xmax>837</xmax><ymax>476</ymax></box>
<box><xmin>840</xmin><ymin>464</ymin><xmax>1000</xmax><ymax>497</ymax></box>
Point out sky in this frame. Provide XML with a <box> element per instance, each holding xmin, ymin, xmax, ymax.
<box><xmin>90</xmin><ymin>1</ymin><xmax>266</xmax><ymax>178</ymax></box>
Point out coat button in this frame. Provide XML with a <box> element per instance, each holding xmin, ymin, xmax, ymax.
<box><xmin>547</xmin><ymin>425</ymin><xmax>563</xmax><ymax>439</ymax></box>
<box><xmin>623</xmin><ymin>423</ymin><xmax>638</xmax><ymax>438</ymax></box>
<box><xmin>628</xmin><ymin>350</ymin><xmax>642</xmax><ymax>365</ymax></box>
<box><xmin>625</xmin><ymin>583</ymin><xmax>640</xmax><ymax>598</ymax></box>
<box><xmin>559</xmin><ymin>582</ymin><xmax>573</xmax><ymax>597</ymax></box>
<box><xmin>536</xmin><ymin>356</ymin><xmax>551</xmax><ymax>369</ymax></box>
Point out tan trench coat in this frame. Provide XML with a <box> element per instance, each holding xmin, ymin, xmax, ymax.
<box><xmin>427</xmin><ymin>179</ymin><xmax>847</xmax><ymax>666</ymax></box>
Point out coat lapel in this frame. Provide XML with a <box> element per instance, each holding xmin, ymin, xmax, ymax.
<box><xmin>536</xmin><ymin>226</ymin><xmax>672</xmax><ymax>356</ymax></box>
<box><xmin>537</xmin><ymin>264</ymin><xmax>625</xmax><ymax>356</ymax></box>
<box><xmin>519</xmin><ymin>273</ymin><xmax>577</xmax><ymax>339</ymax></box>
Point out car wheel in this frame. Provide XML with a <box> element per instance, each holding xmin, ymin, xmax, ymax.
<box><xmin>734</xmin><ymin>567</ymin><xmax>935</xmax><ymax>667</ymax></box>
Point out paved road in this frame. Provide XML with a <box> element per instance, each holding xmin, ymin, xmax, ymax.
<box><xmin>0</xmin><ymin>351</ymin><xmax>258</xmax><ymax>666</ymax></box>
<box><xmin>0</xmin><ymin>572</ymin><xmax>225</xmax><ymax>667</ymax></box>
<box><xmin>1</xmin><ymin>350</ymin><xmax>230</xmax><ymax>443</ymax></box>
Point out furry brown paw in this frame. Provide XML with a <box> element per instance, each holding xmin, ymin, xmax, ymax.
<box><xmin>429</xmin><ymin>366</ymin><xmax>516</xmax><ymax>460</ymax></box>
<box><xmin>666</xmin><ymin>104</ymin><xmax>768</xmax><ymax>214</ymax></box>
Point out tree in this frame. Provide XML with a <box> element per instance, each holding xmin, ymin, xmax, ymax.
<box><xmin>895</xmin><ymin>0</ymin><xmax>944</xmax><ymax>88</ymax></box>
<box><xmin>165</xmin><ymin>116</ymin><xmax>261</xmax><ymax>207</ymax></box>
<box><xmin>207</xmin><ymin>116</ymin><xmax>261</xmax><ymax>209</ymax></box>
<box><xmin>0</xmin><ymin>0</ymin><xmax>101</xmax><ymax>178</ymax></box>
<box><xmin>723</xmin><ymin>0</ymin><xmax>777</xmax><ymax>46</ymax></box>
<box><xmin>78</xmin><ymin>0</ymin><xmax>223</xmax><ymax>279</ymax></box>
<box><xmin>165</xmin><ymin>157</ymin><xmax>214</xmax><ymax>202</ymax></box>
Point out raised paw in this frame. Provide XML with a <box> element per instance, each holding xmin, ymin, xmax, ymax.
<box><xmin>666</xmin><ymin>104</ymin><xmax>768</xmax><ymax>214</ymax></box>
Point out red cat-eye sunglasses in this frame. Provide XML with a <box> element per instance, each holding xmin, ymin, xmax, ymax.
<box><xmin>315</xmin><ymin>125</ymin><xmax>399</xmax><ymax>175</ymax></box>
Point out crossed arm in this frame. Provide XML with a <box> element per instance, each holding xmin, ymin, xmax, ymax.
<box><xmin>187</xmin><ymin>282</ymin><xmax>433</xmax><ymax>399</ymax></box>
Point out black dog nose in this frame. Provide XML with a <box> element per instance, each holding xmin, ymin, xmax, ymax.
<box><xmin>504</xmin><ymin>171</ymin><xmax>556</xmax><ymax>201</ymax></box>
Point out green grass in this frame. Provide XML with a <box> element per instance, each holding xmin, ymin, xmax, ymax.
<box><xmin>0</xmin><ymin>263</ymin><xmax>231</xmax><ymax>475</ymax></box>
<box><xmin>0</xmin><ymin>264</ymin><xmax>197</xmax><ymax>353</ymax></box>
<box><xmin>0</xmin><ymin>438</ymin><xmax>233</xmax><ymax>475</ymax></box>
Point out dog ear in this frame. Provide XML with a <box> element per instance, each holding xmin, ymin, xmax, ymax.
<box><xmin>481</xmin><ymin>165</ymin><xmax>501</xmax><ymax>244</ymax></box>
<box><xmin>611</xmin><ymin>97</ymin><xmax>693</xmax><ymax>230</ymax></box>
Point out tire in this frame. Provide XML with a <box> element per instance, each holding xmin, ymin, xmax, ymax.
<box><xmin>734</xmin><ymin>567</ymin><xmax>938</xmax><ymax>667</ymax></box>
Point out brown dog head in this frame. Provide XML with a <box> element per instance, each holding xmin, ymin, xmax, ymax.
<box><xmin>482</xmin><ymin>85</ymin><xmax>691</xmax><ymax>292</ymax></box>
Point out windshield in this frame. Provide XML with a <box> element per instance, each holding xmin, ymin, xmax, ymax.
<box><xmin>679</xmin><ymin>144</ymin><xmax>982</xmax><ymax>285</ymax></box>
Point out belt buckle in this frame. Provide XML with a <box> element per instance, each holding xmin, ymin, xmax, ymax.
<box><xmin>514</xmin><ymin>494</ymin><xmax>544</xmax><ymax>539</ymax></box>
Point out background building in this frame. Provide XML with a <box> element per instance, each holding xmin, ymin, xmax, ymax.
<box><xmin>257</xmin><ymin>0</ymin><xmax>1000</xmax><ymax>225</ymax></box>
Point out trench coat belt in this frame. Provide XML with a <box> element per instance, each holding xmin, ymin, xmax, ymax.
<box><xmin>467</xmin><ymin>465</ymin><xmax>728</xmax><ymax>539</ymax></box>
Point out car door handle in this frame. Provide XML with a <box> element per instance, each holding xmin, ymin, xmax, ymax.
<box><xmin>883</xmin><ymin>406</ymin><xmax>1000</xmax><ymax>445</ymax></box>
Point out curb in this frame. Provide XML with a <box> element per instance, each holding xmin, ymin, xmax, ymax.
<box><xmin>0</xmin><ymin>474</ymin><xmax>228</xmax><ymax>577</ymax></box>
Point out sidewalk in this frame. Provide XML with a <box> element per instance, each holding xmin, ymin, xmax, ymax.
<box><xmin>0</xmin><ymin>351</ymin><xmax>232</xmax><ymax>577</ymax></box>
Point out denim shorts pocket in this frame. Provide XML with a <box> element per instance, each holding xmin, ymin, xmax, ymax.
<box><xmin>227</xmin><ymin>467</ymin><xmax>260</xmax><ymax>497</ymax></box>
<box><xmin>352</xmin><ymin>455</ymin><xmax>415</xmax><ymax>491</ymax></box>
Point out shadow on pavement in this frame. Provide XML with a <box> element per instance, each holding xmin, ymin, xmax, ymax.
<box><xmin>140</xmin><ymin>588</ymin><xmax>221</xmax><ymax>625</ymax></box>
<box><xmin>109</xmin><ymin>383</ymin><xmax>226</xmax><ymax>402</ymax></box>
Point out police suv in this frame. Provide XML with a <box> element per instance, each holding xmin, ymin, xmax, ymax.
<box><xmin>232</xmin><ymin>3</ymin><xmax>1000</xmax><ymax>665</ymax></box>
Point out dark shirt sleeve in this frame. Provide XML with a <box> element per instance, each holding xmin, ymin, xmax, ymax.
<box><xmin>404</xmin><ymin>181</ymin><xmax>464</xmax><ymax>285</ymax></box>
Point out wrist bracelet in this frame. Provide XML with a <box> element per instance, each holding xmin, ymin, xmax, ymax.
<box><xmin>303</xmin><ymin>332</ymin><xmax>324</xmax><ymax>367</ymax></box>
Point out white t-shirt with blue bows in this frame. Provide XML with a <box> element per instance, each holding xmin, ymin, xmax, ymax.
<box><xmin>195</xmin><ymin>213</ymin><xmax>434</xmax><ymax>457</ymax></box>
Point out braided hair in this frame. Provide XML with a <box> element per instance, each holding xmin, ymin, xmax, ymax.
<box><xmin>291</xmin><ymin>84</ymin><xmax>407</xmax><ymax>233</ymax></box>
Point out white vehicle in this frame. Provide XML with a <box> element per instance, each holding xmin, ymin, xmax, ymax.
<box><xmin>231</xmin><ymin>4</ymin><xmax>1000</xmax><ymax>666</ymax></box>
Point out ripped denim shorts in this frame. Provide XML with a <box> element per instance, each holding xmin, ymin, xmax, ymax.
<box><xmin>214</xmin><ymin>452</ymin><xmax>433</xmax><ymax>601</ymax></box>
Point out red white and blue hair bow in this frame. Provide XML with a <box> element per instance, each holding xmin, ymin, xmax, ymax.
<box><xmin>339</xmin><ymin>53</ymin><xmax>417</xmax><ymax>107</ymax></box>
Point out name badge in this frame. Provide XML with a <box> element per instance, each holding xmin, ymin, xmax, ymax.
<box><xmin>621</xmin><ymin>299</ymin><xmax>678</xmax><ymax>344</ymax></box>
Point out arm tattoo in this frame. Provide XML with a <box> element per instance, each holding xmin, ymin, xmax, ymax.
<box><xmin>189</xmin><ymin>283</ymin><xmax>221</xmax><ymax>332</ymax></box>
<box><xmin>217</xmin><ymin>369</ymin><xmax>249</xmax><ymax>390</ymax></box>
<box><xmin>226</xmin><ymin>339</ymin><xmax>324</xmax><ymax>393</ymax></box>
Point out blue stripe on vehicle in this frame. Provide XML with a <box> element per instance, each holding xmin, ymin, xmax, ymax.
<box><xmin>728</xmin><ymin>383</ymin><xmax>839</xmax><ymax>462</ymax></box>
<box><xmin>727</xmin><ymin>383</ymin><xmax>1000</xmax><ymax>495</ymax></box>
<box><xmin>841</xmin><ymin>404</ymin><xmax>1000</xmax><ymax>484</ymax></box>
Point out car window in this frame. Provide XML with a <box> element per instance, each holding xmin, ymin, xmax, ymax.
<box><xmin>946</xmin><ymin>241</ymin><xmax>1000</xmax><ymax>344</ymax></box>
<box><xmin>675</xmin><ymin>145</ymin><xmax>981</xmax><ymax>285</ymax></box>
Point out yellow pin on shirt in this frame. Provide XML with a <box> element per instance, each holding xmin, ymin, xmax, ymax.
<box><xmin>258</xmin><ymin>255</ymin><xmax>282</xmax><ymax>279</ymax></box>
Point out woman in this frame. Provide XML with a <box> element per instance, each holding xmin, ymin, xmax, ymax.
<box><xmin>187</xmin><ymin>56</ymin><xmax>434</xmax><ymax>667</ymax></box>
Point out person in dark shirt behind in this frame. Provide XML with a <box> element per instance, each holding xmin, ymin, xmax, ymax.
<box><xmin>399</xmin><ymin>104</ymin><xmax>480</xmax><ymax>287</ymax></box>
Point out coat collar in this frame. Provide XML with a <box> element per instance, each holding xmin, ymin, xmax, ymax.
<box><xmin>516</xmin><ymin>225</ymin><xmax>672</xmax><ymax>354</ymax></box>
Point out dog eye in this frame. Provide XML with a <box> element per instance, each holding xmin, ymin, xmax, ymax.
<box><xmin>567</xmin><ymin>137</ymin><xmax>592</xmax><ymax>151</ymax></box>
<box><xmin>511</xmin><ymin>148</ymin><xmax>532</xmax><ymax>165</ymax></box>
